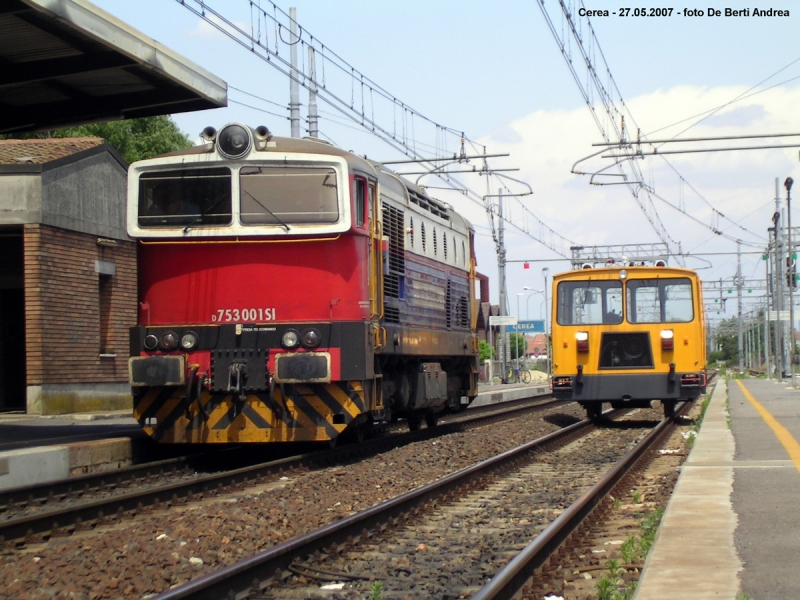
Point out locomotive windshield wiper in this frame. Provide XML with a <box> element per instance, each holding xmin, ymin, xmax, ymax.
<box><xmin>183</xmin><ymin>197</ymin><xmax>228</xmax><ymax>233</ymax></box>
<box><xmin>241</xmin><ymin>188</ymin><xmax>291</xmax><ymax>231</ymax></box>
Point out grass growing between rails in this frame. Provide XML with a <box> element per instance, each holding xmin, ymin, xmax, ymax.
<box><xmin>596</xmin><ymin>508</ymin><xmax>664</xmax><ymax>600</ymax></box>
<box><xmin>369</xmin><ymin>581</ymin><xmax>384</xmax><ymax>600</ymax></box>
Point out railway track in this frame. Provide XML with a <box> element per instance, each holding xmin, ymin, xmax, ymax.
<box><xmin>145</xmin><ymin>404</ymin><xmax>676</xmax><ymax>600</ymax></box>
<box><xmin>0</xmin><ymin>396</ymin><xmax>563</xmax><ymax>546</ymax></box>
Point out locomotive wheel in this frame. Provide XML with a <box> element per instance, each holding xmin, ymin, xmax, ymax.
<box><xmin>425</xmin><ymin>412</ymin><xmax>439</xmax><ymax>428</ymax></box>
<box><xmin>345</xmin><ymin>423</ymin><xmax>366</xmax><ymax>444</ymax></box>
<box><xmin>408</xmin><ymin>414</ymin><xmax>423</xmax><ymax>431</ymax></box>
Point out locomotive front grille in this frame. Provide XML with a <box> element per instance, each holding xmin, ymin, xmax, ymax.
<box><xmin>598</xmin><ymin>332</ymin><xmax>654</xmax><ymax>369</ymax></box>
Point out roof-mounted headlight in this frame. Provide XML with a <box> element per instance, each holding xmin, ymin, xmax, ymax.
<box><xmin>218</xmin><ymin>123</ymin><xmax>251</xmax><ymax>158</ymax></box>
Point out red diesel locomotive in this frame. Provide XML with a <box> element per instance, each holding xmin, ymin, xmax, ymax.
<box><xmin>127</xmin><ymin>123</ymin><xmax>480</xmax><ymax>444</ymax></box>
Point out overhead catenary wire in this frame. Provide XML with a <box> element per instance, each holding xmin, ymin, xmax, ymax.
<box><xmin>175</xmin><ymin>0</ymin><xmax>578</xmax><ymax>259</ymax></box>
<box><xmin>538</xmin><ymin>0</ymin><xmax>796</xmax><ymax>263</ymax></box>
<box><xmin>537</xmin><ymin>0</ymin><xmax>681</xmax><ymax>259</ymax></box>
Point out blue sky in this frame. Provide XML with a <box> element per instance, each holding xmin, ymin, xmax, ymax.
<box><xmin>93</xmin><ymin>0</ymin><xmax>800</xmax><ymax>324</ymax></box>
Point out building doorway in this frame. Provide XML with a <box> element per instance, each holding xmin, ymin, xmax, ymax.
<box><xmin>0</xmin><ymin>229</ymin><xmax>26</xmax><ymax>411</ymax></box>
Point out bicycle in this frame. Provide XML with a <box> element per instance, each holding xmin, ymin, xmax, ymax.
<box><xmin>506</xmin><ymin>366</ymin><xmax>532</xmax><ymax>384</ymax></box>
<box><xmin>505</xmin><ymin>367</ymin><xmax>519</xmax><ymax>383</ymax></box>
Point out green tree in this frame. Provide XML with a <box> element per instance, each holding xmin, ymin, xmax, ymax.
<box><xmin>2</xmin><ymin>115</ymin><xmax>191</xmax><ymax>164</ymax></box>
<box><xmin>712</xmin><ymin>317</ymin><xmax>739</xmax><ymax>364</ymax></box>
<box><xmin>509</xmin><ymin>333</ymin><xmax>526</xmax><ymax>360</ymax></box>
<box><xmin>479</xmin><ymin>340</ymin><xmax>495</xmax><ymax>362</ymax></box>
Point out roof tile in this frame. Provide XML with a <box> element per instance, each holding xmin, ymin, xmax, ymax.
<box><xmin>0</xmin><ymin>138</ymin><xmax>104</xmax><ymax>164</ymax></box>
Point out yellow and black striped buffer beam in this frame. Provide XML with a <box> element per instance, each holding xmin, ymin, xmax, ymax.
<box><xmin>134</xmin><ymin>381</ymin><xmax>367</xmax><ymax>443</ymax></box>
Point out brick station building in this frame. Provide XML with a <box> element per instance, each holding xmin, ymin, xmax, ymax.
<box><xmin>0</xmin><ymin>138</ymin><xmax>135</xmax><ymax>414</ymax></box>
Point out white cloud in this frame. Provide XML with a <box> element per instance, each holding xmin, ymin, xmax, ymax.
<box><xmin>446</xmin><ymin>83</ymin><xmax>800</xmax><ymax>309</ymax></box>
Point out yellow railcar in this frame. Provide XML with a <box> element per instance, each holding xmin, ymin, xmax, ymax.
<box><xmin>550</xmin><ymin>264</ymin><xmax>707</xmax><ymax>419</ymax></box>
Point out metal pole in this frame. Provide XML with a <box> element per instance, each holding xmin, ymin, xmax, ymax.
<box><xmin>765</xmin><ymin>300</ymin><xmax>771</xmax><ymax>378</ymax></box>
<box><xmin>307</xmin><ymin>46</ymin><xmax>319</xmax><ymax>138</ymax></box>
<box><xmin>289</xmin><ymin>8</ymin><xmax>301</xmax><ymax>138</ymax></box>
<box><xmin>775</xmin><ymin>178</ymin><xmax>785</xmax><ymax>378</ymax></box>
<box><xmin>787</xmin><ymin>177</ymin><xmax>795</xmax><ymax>385</ymax></box>
<box><xmin>737</xmin><ymin>241</ymin><xmax>743</xmax><ymax>373</ymax></box>
<box><xmin>516</xmin><ymin>293</ymin><xmax>523</xmax><ymax>370</ymax></box>
<box><xmin>765</xmin><ymin>240</ymin><xmax>772</xmax><ymax>378</ymax></box>
<box><xmin>497</xmin><ymin>189</ymin><xmax>508</xmax><ymax>382</ymax></box>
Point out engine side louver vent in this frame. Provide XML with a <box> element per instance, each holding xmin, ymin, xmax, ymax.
<box><xmin>382</xmin><ymin>205</ymin><xmax>405</xmax><ymax>306</ymax></box>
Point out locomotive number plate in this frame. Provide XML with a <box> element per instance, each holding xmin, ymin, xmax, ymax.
<box><xmin>212</xmin><ymin>308</ymin><xmax>276</xmax><ymax>322</ymax></box>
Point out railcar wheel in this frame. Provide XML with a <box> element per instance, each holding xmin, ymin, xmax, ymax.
<box><xmin>408</xmin><ymin>414</ymin><xmax>423</xmax><ymax>431</ymax></box>
<box><xmin>663</xmin><ymin>400</ymin><xmax>676</xmax><ymax>419</ymax></box>
<box><xmin>425</xmin><ymin>412</ymin><xmax>439</xmax><ymax>428</ymax></box>
<box><xmin>586</xmin><ymin>403</ymin><xmax>603</xmax><ymax>421</ymax></box>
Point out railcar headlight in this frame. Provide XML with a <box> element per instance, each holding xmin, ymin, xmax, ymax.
<box><xmin>218</xmin><ymin>123</ymin><xmax>251</xmax><ymax>158</ymax></box>
<box><xmin>619</xmin><ymin>269</ymin><xmax>628</xmax><ymax>280</ymax></box>
<box><xmin>180</xmin><ymin>332</ymin><xmax>198</xmax><ymax>351</ymax></box>
<box><xmin>301</xmin><ymin>329</ymin><xmax>321</xmax><ymax>348</ymax></box>
<box><xmin>160</xmin><ymin>331</ymin><xmax>179</xmax><ymax>351</ymax></box>
<box><xmin>575</xmin><ymin>331</ymin><xmax>589</xmax><ymax>353</ymax></box>
<box><xmin>282</xmin><ymin>329</ymin><xmax>300</xmax><ymax>349</ymax></box>
<box><xmin>660</xmin><ymin>329</ymin><xmax>674</xmax><ymax>351</ymax></box>
<box><xmin>143</xmin><ymin>334</ymin><xmax>159</xmax><ymax>351</ymax></box>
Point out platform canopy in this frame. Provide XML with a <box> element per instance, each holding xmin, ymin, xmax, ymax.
<box><xmin>0</xmin><ymin>0</ymin><xmax>227</xmax><ymax>134</ymax></box>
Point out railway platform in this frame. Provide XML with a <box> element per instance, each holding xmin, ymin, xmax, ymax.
<box><xmin>636</xmin><ymin>377</ymin><xmax>800</xmax><ymax>600</ymax></box>
<box><xmin>0</xmin><ymin>380</ymin><xmax>549</xmax><ymax>491</ymax></box>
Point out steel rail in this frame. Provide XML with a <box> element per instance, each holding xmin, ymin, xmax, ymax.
<box><xmin>0</xmin><ymin>395</ymin><xmax>562</xmax><ymax>545</ymax></box>
<box><xmin>0</xmin><ymin>393</ymin><xmax>555</xmax><ymax>512</ymax></box>
<box><xmin>471</xmin><ymin>400</ymin><xmax>694</xmax><ymax>600</ymax></box>
<box><xmin>151</xmin><ymin>413</ymin><xmax>599</xmax><ymax>600</ymax></box>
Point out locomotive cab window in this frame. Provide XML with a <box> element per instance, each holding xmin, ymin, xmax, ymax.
<box><xmin>138</xmin><ymin>168</ymin><xmax>232</xmax><ymax>227</ymax></box>
<box><xmin>353</xmin><ymin>177</ymin><xmax>366</xmax><ymax>228</ymax></box>
<box><xmin>557</xmin><ymin>280</ymin><xmax>623</xmax><ymax>325</ymax></box>
<box><xmin>626</xmin><ymin>278</ymin><xmax>694</xmax><ymax>323</ymax></box>
<box><xmin>240</xmin><ymin>166</ymin><xmax>339</xmax><ymax>225</ymax></box>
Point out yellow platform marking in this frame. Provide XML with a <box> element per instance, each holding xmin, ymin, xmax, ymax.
<box><xmin>736</xmin><ymin>379</ymin><xmax>800</xmax><ymax>475</ymax></box>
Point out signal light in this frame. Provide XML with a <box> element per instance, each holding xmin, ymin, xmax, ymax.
<box><xmin>660</xmin><ymin>329</ymin><xmax>674</xmax><ymax>351</ymax></box>
<box><xmin>575</xmin><ymin>331</ymin><xmax>589</xmax><ymax>353</ymax></box>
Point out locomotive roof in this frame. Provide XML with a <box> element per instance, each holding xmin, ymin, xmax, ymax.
<box><xmin>158</xmin><ymin>134</ymin><xmax>473</xmax><ymax>232</ymax></box>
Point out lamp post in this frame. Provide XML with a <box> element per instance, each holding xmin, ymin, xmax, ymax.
<box><xmin>787</xmin><ymin>176</ymin><xmax>795</xmax><ymax>384</ymax></box>
<box><xmin>543</xmin><ymin>267</ymin><xmax>550</xmax><ymax>375</ymax></box>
